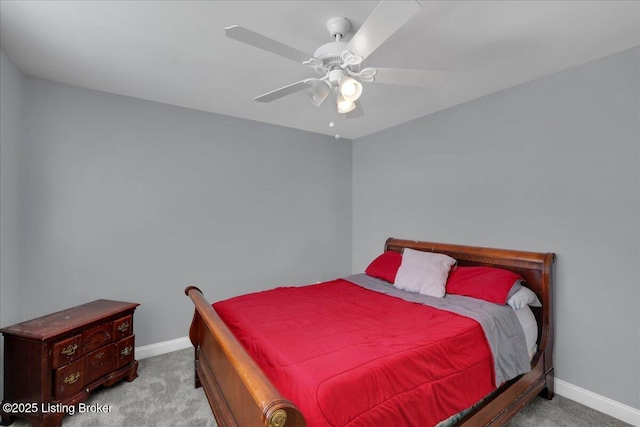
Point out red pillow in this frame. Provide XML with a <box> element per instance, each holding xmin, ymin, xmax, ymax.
<box><xmin>365</xmin><ymin>251</ymin><xmax>402</xmax><ymax>283</ymax></box>
<box><xmin>446</xmin><ymin>266</ymin><xmax>523</xmax><ymax>304</ymax></box>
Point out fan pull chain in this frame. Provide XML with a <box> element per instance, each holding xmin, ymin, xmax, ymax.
<box><xmin>329</xmin><ymin>90</ymin><xmax>340</xmax><ymax>139</ymax></box>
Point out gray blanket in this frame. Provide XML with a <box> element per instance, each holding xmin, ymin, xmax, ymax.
<box><xmin>345</xmin><ymin>273</ymin><xmax>530</xmax><ymax>385</ymax></box>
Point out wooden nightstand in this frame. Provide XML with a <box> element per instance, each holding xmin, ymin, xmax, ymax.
<box><xmin>0</xmin><ymin>300</ymin><xmax>139</xmax><ymax>427</ymax></box>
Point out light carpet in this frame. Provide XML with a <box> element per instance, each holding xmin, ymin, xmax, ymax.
<box><xmin>9</xmin><ymin>348</ymin><xmax>630</xmax><ymax>426</ymax></box>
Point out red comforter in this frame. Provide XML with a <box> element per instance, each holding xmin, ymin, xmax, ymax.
<box><xmin>213</xmin><ymin>279</ymin><xmax>495</xmax><ymax>427</ymax></box>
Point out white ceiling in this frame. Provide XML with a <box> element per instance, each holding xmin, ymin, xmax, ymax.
<box><xmin>1</xmin><ymin>1</ymin><xmax>638</xmax><ymax>140</ymax></box>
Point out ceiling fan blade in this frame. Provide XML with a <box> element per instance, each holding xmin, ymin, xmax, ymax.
<box><xmin>344</xmin><ymin>0</ymin><xmax>421</xmax><ymax>62</ymax></box>
<box><xmin>346</xmin><ymin>101</ymin><xmax>364</xmax><ymax>119</ymax></box>
<box><xmin>225</xmin><ymin>25</ymin><xmax>312</xmax><ymax>64</ymax></box>
<box><xmin>254</xmin><ymin>79</ymin><xmax>315</xmax><ymax>103</ymax></box>
<box><xmin>368</xmin><ymin>67</ymin><xmax>450</xmax><ymax>87</ymax></box>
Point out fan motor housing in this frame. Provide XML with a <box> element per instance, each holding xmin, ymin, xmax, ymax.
<box><xmin>313</xmin><ymin>41</ymin><xmax>347</xmax><ymax>69</ymax></box>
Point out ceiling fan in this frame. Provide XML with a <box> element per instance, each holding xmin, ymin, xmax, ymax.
<box><xmin>225</xmin><ymin>0</ymin><xmax>449</xmax><ymax>119</ymax></box>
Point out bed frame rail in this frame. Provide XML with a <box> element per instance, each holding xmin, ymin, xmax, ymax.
<box><xmin>185</xmin><ymin>286</ymin><xmax>306</xmax><ymax>427</ymax></box>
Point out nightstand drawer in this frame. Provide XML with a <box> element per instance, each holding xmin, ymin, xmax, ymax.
<box><xmin>84</xmin><ymin>344</ymin><xmax>115</xmax><ymax>384</ymax></box>
<box><xmin>113</xmin><ymin>315</ymin><xmax>132</xmax><ymax>340</ymax></box>
<box><xmin>81</xmin><ymin>322</ymin><xmax>113</xmax><ymax>354</ymax></box>
<box><xmin>52</xmin><ymin>334</ymin><xmax>82</xmax><ymax>368</ymax></box>
<box><xmin>115</xmin><ymin>335</ymin><xmax>135</xmax><ymax>369</ymax></box>
<box><xmin>54</xmin><ymin>359</ymin><xmax>84</xmax><ymax>400</ymax></box>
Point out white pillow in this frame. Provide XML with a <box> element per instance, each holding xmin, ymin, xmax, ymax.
<box><xmin>507</xmin><ymin>286</ymin><xmax>542</xmax><ymax>310</ymax></box>
<box><xmin>394</xmin><ymin>248</ymin><xmax>456</xmax><ymax>298</ymax></box>
<box><xmin>513</xmin><ymin>305</ymin><xmax>538</xmax><ymax>360</ymax></box>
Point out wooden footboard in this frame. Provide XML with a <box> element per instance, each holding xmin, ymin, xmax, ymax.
<box><xmin>185</xmin><ymin>286</ymin><xmax>306</xmax><ymax>427</ymax></box>
<box><xmin>185</xmin><ymin>238</ymin><xmax>555</xmax><ymax>427</ymax></box>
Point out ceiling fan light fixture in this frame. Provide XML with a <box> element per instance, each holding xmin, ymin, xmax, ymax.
<box><xmin>308</xmin><ymin>81</ymin><xmax>331</xmax><ymax>107</ymax></box>
<box><xmin>336</xmin><ymin>92</ymin><xmax>356</xmax><ymax>114</ymax></box>
<box><xmin>226</xmin><ymin>0</ymin><xmax>433</xmax><ymax>121</ymax></box>
<box><xmin>339</xmin><ymin>76</ymin><xmax>362</xmax><ymax>102</ymax></box>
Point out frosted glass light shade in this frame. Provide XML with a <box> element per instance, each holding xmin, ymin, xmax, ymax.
<box><xmin>336</xmin><ymin>92</ymin><xmax>356</xmax><ymax>113</ymax></box>
<box><xmin>308</xmin><ymin>81</ymin><xmax>331</xmax><ymax>107</ymax></box>
<box><xmin>339</xmin><ymin>76</ymin><xmax>362</xmax><ymax>102</ymax></box>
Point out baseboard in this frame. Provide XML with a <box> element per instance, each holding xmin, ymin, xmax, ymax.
<box><xmin>135</xmin><ymin>336</ymin><xmax>192</xmax><ymax>360</ymax></box>
<box><xmin>555</xmin><ymin>378</ymin><xmax>640</xmax><ymax>426</ymax></box>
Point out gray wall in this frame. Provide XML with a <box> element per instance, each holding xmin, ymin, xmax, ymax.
<box><xmin>20</xmin><ymin>78</ymin><xmax>352</xmax><ymax>346</ymax></box>
<box><xmin>0</xmin><ymin>49</ymin><xmax>24</xmax><ymax>398</ymax></box>
<box><xmin>353</xmin><ymin>47</ymin><xmax>639</xmax><ymax>409</ymax></box>
<box><xmin>2</xmin><ymin>45</ymin><xmax>638</xmax><ymax>411</ymax></box>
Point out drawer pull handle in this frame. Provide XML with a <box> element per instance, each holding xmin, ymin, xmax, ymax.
<box><xmin>94</xmin><ymin>351</ymin><xmax>105</xmax><ymax>360</ymax></box>
<box><xmin>64</xmin><ymin>372</ymin><xmax>81</xmax><ymax>384</ymax></box>
<box><xmin>120</xmin><ymin>346</ymin><xmax>133</xmax><ymax>357</ymax></box>
<box><xmin>117</xmin><ymin>321</ymin><xmax>130</xmax><ymax>332</ymax></box>
<box><xmin>61</xmin><ymin>343</ymin><xmax>78</xmax><ymax>356</ymax></box>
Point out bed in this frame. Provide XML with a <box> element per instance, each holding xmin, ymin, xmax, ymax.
<box><xmin>185</xmin><ymin>238</ymin><xmax>555</xmax><ymax>427</ymax></box>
